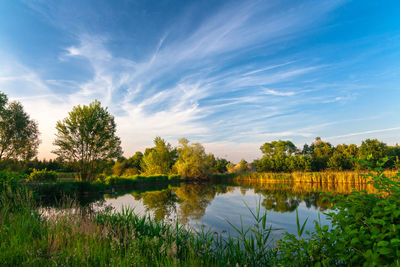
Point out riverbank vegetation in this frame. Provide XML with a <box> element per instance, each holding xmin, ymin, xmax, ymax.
<box><xmin>1</xmin><ymin>165</ymin><xmax>399</xmax><ymax>265</ymax></box>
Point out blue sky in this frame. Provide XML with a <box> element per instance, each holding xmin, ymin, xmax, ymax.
<box><xmin>0</xmin><ymin>0</ymin><xmax>399</xmax><ymax>162</ymax></box>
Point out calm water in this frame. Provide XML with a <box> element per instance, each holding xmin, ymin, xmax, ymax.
<box><xmin>81</xmin><ymin>180</ymin><xmax>360</xmax><ymax>239</ymax></box>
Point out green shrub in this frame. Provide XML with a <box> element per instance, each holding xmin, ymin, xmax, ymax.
<box><xmin>26</xmin><ymin>168</ymin><xmax>58</xmax><ymax>182</ymax></box>
<box><xmin>0</xmin><ymin>171</ymin><xmax>25</xmax><ymax>190</ymax></box>
<box><xmin>276</xmin><ymin>158</ymin><xmax>400</xmax><ymax>266</ymax></box>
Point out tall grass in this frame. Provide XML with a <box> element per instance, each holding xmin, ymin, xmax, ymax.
<box><xmin>237</xmin><ymin>170</ymin><xmax>399</xmax><ymax>184</ymax></box>
<box><xmin>0</xmin><ymin>182</ymin><xmax>278</xmax><ymax>266</ymax></box>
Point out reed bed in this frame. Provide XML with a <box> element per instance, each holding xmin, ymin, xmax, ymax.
<box><xmin>236</xmin><ymin>170</ymin><xmax>399</xmax><ymax>184</ymax></box>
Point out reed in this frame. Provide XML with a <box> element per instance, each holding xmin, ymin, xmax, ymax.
<box><xmin>236</xmin><ymin>170</ymin><xmax>399</xmax><ymax>184</ymax></box>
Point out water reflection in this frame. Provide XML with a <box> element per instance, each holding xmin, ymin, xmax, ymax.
<box><xmin>101</xmin><ymin>180</ymin><xmax>369</xmax><ymax>223</ymax></box>
<box><xmin>133</xmin><ymin>189</ymin><xmax>177</xmax><ymax>220</ymax></box>
<box><xmin>37</xmin><ymin>179</ymin><xmax>377</xmax><ymax>238</ymax></box>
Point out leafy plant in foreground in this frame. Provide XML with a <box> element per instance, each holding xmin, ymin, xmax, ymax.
<box><xmin>277</xmin><ymin>158</ymin><xmax>400</xmax><ymax>266</ymax></box>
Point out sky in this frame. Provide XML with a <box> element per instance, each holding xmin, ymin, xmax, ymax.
<box><xmin>0</xmin><ymin>0</ymin><xmax>399</xmax><ymax>162</ymax></box>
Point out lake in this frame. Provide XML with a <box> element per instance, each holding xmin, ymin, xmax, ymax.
<box><xmin>53</xmin><ymin>179</ymin><xmax>372</xmax><ymax>240</ymax></box>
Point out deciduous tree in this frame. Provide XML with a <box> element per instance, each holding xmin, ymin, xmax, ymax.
<box><xmin>141</xmin><ymin>137</ymin><xmax>176</xmax><ymax>175</ymax></box>
<box><xmin>174</xmin><ymin>138</ymin><xmax>210</xmax><ymax>179</ymax></box>
<box><xmin>0</xmin><ymin>91</ymin><xmax>40</xmax><ymax>160</ymax></box>
<box><xmin>53</xmin><ymin>100</ymin><xmax>122</xmax><ymax>181</ymax></box>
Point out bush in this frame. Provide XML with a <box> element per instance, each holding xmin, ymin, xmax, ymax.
<box><xmin>26</xmin><ymin>168</ymin><xmax>58</xmax><ymax>182</ymax></box>
<box><xmin>0</xmin><ymin>171</ymin><xmax>25</xmax><ymax>192</ymax></box>
<box><xmin>276</xmin><ymin>158</ymin><xmax>400</xmax><ymax>266</ymax></box>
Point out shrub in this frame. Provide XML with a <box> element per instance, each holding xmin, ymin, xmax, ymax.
<box><xmin>0</xmin><ymin>171</ymin><xmax>25</xmax><ymax>191</ymax></box>
<box><xmin>122</xmin><ymin>167</ymin><xmax>139</xmax><ymax>176</ymax></box>
<box><xmin>276</xmin><ymin>158</ymin><xmax>400</xmax><ymax>266</ymax></box>
<box><xmin>26</xmin><ymin>168</ymin><xmax>58</xmax><ymax>182</ymax></box>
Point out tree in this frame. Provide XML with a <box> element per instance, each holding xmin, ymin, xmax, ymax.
<box><xmin>213</xmin><ymin>157</ymin><xmax>229</xmax><ymax>173</ymax></box>
<box><xmin>173</xmin><ymin>138</ymin><xmax>210</xmax><ymax>179</ymax></box>
<box><xmin>112</xmin><ymin>151</ymin><xmax>144</xmax><ymax>176</ymax></box>
<box><xmin>260</xmin><ymin>140</ymin><xmax>297</xmax><ymax>157</ymax></box>
<box><xmin>357</xmin><ymin>139</ymin><xmax>388</xmax><ymax>168</ymax></box>
<box><xmin>53</xmin><ymin>100</ymin><xmax>122</xmax><ymax>181</ymax></box>
<box><xmin>141</xmin><ymin>137</ymin><xmax>176</xmax><ymax>175</ymax></box>
<box><xmin>236</xmin><ymin>159</ymin><xmax>250</xmax><ymax>173</ymax></box>
<box><xmin>311</xmin><ymin>137</ymin><xmax>333</xmax><ymax>171</ymax></box>
<box><xmin>327</xmin><ymin>144</ymin><xmax>358</xmax><ymax>170</ymax></box>
<box><xmin>0</xmin><ymin>91</ymin><xmax>40</xmax><ymax>160</ymax></box>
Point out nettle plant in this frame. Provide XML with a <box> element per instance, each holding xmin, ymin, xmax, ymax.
<box><xmin>277</xmin><ymin>157</ymin><xmax>400</xmax><ymax>266</ymax></box>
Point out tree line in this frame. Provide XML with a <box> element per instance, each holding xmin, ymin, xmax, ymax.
<box><xmin>0</xmin><ymin>91</ymin><xmax>230</xmax><ymax>180</ymax></box>
<box><xmin>1</xmin><ymin>90</ymin><xmax>399</xmax><ymax>181</ymax></box>
<box><xmin>253</xmin><ymin>138</ymin><xmax>400</xmax><ymax>172</ymax></box>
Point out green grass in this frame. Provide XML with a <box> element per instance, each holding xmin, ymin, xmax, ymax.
<box><xmin>0</xmin><ymin>187</ymin><xmax>277</xmax><ymax>266</ymax></box>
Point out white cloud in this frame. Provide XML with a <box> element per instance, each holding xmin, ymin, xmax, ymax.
<box><xmin>0</xmin><ymin>0</ymin><xmax>360</xmax><ymax>161</ymax></box>
<box><xmin>263</xmin><ymin>89</ymin><xmax>296</xmax><ymax>96</ymax></box>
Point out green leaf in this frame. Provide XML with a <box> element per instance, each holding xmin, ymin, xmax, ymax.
<box><xmin>351</xmin><ymin>237</ymin><xmax>359</xmax><ymax>245</ymax></box>
<box><xmin>378</xmin><ymin>247</ymin><xmax>392</xmax><ymax>255</ymax></box>
<box><xmin>377</xmin><ymin>240</ymin><xmax>389</xmax><ymax>247</ymax></box>
<box><xmin>391</xmin><ymin>238</ymin><xmax>400</xmax><ymax>246</ymax></box>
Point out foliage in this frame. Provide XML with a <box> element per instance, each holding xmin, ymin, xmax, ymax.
<box><xmin>173</xmin><ymin>138</ymin><xmax>211</xmax><ymax>179</ymax></box>
<box><xmin>255</xmin><ymin>137</ymin><xmax>400</xmax><ymax>172</ymax></box>
<box><xmin>53</xmin><ymin>100</ymin><xmax>122</xmax><ymax>181</ymax></box>
<box><xmin>112</xmin><ymin>152</ymin><xmax>143</xmax><ymax>176</ymax></box>
<box><xmin>260</xmin><ymin>140</ymin><xmax>297</xmax><ymax>157</ymax></box>
<box><xmin>212</xmin><ymin>157</ymin><xmax>230</xmax><ymax>173</ymax></box>
<box><xmin>227</xmin><ymin>159</ymin><xmax>251</xmax><ymax>173</ymax></box>
<box><xmin>276</xmin><ymin>159</ymin><xmax>400</xmax><ymax>266</ymax></box>
<box><xmin>26</xmin><ymin>168</ymin><xmax>58</xmax><ymax>182</ymax></box>
<box><xmin>224</xmin><ymin>200</ymin><xmax>278</xmax><ymax>266</ymax></box>
<box><xmin>358</xmin><ymin>139</ymin><xmax>389</xmax><ymax>168</ymax></box>
<box><xmin>141</xmin><ymin>137</ymin><xmax>176</xmax><ymax>175</ymax></box>
<box><xmin>0</xmin><ymin>91</ymin><xmax>40</xmax><ymax>160</ymax></box>
<box><xmin>0</xmin><ymin>170</ymin><xmax>25</xmax><ymax>192</ymax></box>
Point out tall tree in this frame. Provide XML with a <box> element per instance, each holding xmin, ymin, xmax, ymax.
<box><xmin>311</xmin><ymin>137</ymin><xmax>333</xmax><ymax>171</ymax></box>
<box><xmin>260</xmin><ymin>140</ymin><xmax>297</xmax><ymax>157</ymax></box>
<box><xmin>173</xmin><ymin>138</ymin><xmax>210</xmax><ymax>179</ymax></box>
<box><xmin>53</xmin><ymin>100</ymin><xmax>122</xmax><ymax>181</ymax></box>
<box><xmin>141</xmin><ymin>137</ymin><xmax>176</xmax><ymax>175</ymax></box>
<box><xmin>357</xmin><ymin>139</ymin><xmax>388</xmax><ymax>168</ymax></box>
<box><xmin>0</xmin><ymin>92</ymin><xmax>40</xmax><ymax>160</ymax></box>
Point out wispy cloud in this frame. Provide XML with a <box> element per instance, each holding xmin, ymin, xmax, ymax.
<box><xmin>263</xmin><ymin>89</ymin><xmax>296</xmax><ymax>97</ymax></box>
<box><xmin>326</xmin><ymin>127</ymin><xmax>400</xmax><ymax>140</ymax></box>
<box><xmin>7</xmin><ymin>0</ymin><xmax>396</xmax><ymax>162</ymax></box>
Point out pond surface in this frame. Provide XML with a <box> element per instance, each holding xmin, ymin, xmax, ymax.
<box><xmin>77</xmin><ymin>180</ymin><xmax>371</xmax><ymax>239</ymax></box>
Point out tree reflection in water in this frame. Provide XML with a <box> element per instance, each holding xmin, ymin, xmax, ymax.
<box><xmin>123</xmin><ymin>180</ymin><xmax>364</xmax><ymax>222</ymax></box>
